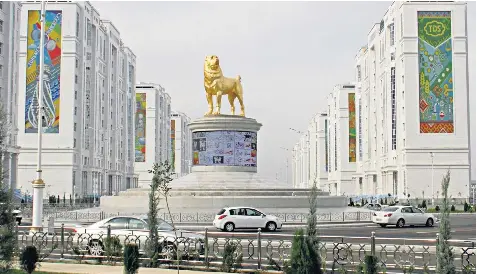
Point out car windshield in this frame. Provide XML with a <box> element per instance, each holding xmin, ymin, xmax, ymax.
<box><xmin>141</xmin><ymin>218</ymin><xmax>175</xmax><ymax>231</ymax></box>
<box><xmin>382</xmin><ymin>207</ymin><xmax>399</xmax><ymax>212</ymax></box>
<box><xmin>217</xmin><ymin>209</ymin><xmax>226</xmax><ymax>215</ymax></box>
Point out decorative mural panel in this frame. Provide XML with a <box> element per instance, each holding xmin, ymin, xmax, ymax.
<box><xmin>418</xmin><ymin>11</ymin><xmax>454</xmax><ymax>133</ymax></box>
<box><xmin>348</xmin><ymin>93</ymin><xmax>356</xmax><ymax>162</ymax></box>
<box><xmin>25</xmin><ymin>10</ymin><xmax>63</xmax><ymax>133</ymax></box>
<box><xmin>135</xmin><ymin>93</ymin><xmax>146</xmax><ymax>162</ymax></box>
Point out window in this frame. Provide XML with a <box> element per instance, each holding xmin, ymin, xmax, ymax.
<box><xmin>334</xmin><ymin>124</ymin><xmax>337</xmax><ymax>171</ymax></box>
<box><xmin>389</xmin><ymin>23</ymin><xmax>395</xmax><ymax>46</ymax></box>
<box><xmin>73</xmin><ymin>138</ymin><xmax>76</xmax><ymax>148</ymax></box>
<box><xmin>0</xmin><ymin>2</ymin><xmax>3</xmax><ymax>10</ymax></box>
<box><xmin>0</xmin><ymin>20</ymin><xmax>3</xmax><ymax>33</ymax></box>
<box><xmin>74</xmin><ymin>123</ymin><xmax>77</xmax><ymax>131</ymax></box>
<box><xmin>74</xmin><ymin>90</ymin><xmax>77</xmax><ymax>99</ymax></box>
<box><xmin>74</xmin><ymin>107</ymin><xmax>77</xmax><ymax>115</ymax></box>
<box><xmin>0</xmin><ymin>42</ymin><xmax>3</xmax><ymax>55</ymax></box>
<box><xmin>357</xmin><ymin>65</ymin><xmax>361</xmax><ymax>81</ymax></box>
<box><xmin>245</xmin><ymin>208</ymin><xmax>261</xmax><ymax>216</ymax></box>
<box><xmin>106</xmin><ymin>217</ymin><xmax>129</xmax><ymax>230</ymax></box>
<box><xmin>76</xmin><ymin>12</ymin><xmax>80</xmax><ymax>37</ymax></box>
<box><xmin>128</xmin><ymin>218</ymin><xmax>146</xmax><ymax>229</ymax></box>
<box><xmin>0</xmin><ymin>65</ymin><xmax>2</xmax><ymax>76</ymax></box>
<box><xmin>391</xmin><ymin>67</ymin><xmax>397</xmax><ymax>150</ymax></box>
<box><xmin>75</xmin><ymin>58</ymin><xmax>78</xmax><ymax>68</ymax></box>
<box><xmin>75</xmin><ymin>75</ymin><xmax>78</xmax><ymax>84</ymax></box>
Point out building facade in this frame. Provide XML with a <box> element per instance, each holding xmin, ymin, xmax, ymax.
<box><xmin>326</xmin><ymin>84</ymin><xmax>356</xmax><ymax>196</ymax></box>
<box><xmin>170</xmin><ymin>111</ymin><xmax>191</xmax><ymax>178</ymax></box>
<box><xmin>134</xmin><ymin>83</ymin><xmax>171</xmax><ymax>188</ymax></box>
<box><xmin>291</xmin><ymin>113</ymin><xmax>328</xmax><ymax>189</ymax></box>
<box><xmin>0</xmin><ymin>1</ymin><xmax>21</xmax><ymax>190</ymax></box>
<box><xmin>354</xmin><ymin>1</ymin><xmax>470</xmax><ymax>201</ymax></box>
<box><xmin>16</xmin><ymin>1</ymin><xmax>137</xmax><ymax>199</ymax></box>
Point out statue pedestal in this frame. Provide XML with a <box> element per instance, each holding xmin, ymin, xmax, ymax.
<box><xmin>189</xmin><ymin>115</ymin><xmax>262</xmax><ymax>173</ymax></box>
<box><xmin>100</xmin><ymin>115</ymin><xmax>348</xmax><ymax>214</ymax></box>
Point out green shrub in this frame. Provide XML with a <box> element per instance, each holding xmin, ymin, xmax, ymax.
<box><xmin>365</xmin><ymin>255</ymin><xmax>378</xmax><ymax>274</ymax></box>
<box><xmin>221</xmin><ymin>242</ymin><xmax>243</xmax><ymax>272</ymax></box>
<box><xmin>20</xmin><ymin>246</ymin><xmax>39</xmax><ymax>274</ymax></box>
<box><xmin>435</xmin><ymin>205</ymin><xmax>440</xmax><ymax>212</ymax></box>
<box><xmin>464</xmin><ymin>201</ymin><xmax>469</xmax><ymax>212</ymax></box>
<box><xmin>284</xmin><ymin>229</ymin><xmax>322</xmax><ymax>274</ymax></box>
<box><xmin>124</xmin><ymin>243</ymin><xmax>140</xmax><ymax>274</ymax></box>
<box><xmin>451</xmin><ymin>204</ymin><xmax>456</xmax><ymax>212</ymax></box>
<box><xmin>105</xmin><ymin>236</ymin><xmax>123</xmax><ymax>258</ymax></box>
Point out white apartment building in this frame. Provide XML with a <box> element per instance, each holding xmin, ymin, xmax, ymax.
<box><xmin>326</xmin><ymin>84</ymin><xmax>356</xmax><ymax>196</ymax></box>
<box><xmin>16</xmin><ymin>1</ymin><xmax>138</xmax><ymax>199</ymax></box>
<box><xmin>0</xmin><ymin>1</ymin><xmax>21</xmax><ymax>190</ymax></box>
<box><xmin>135</xmin><ymin>83</ymin><xmax>172</xmax><ymax>188</ymax></box>
<box><xmin>291</xmin><ymin>113</ymin><xmax>328</xmax><ymax>189</ymax></box>
<box><xmin>354</xmin><ymin>1</ymin><xmax>470</xmax><ymax>201</ymax></box>
<box><xmin>170</xmin><ymin>111</ymin><xmax>191</xmax><ymax>178</ymax></box>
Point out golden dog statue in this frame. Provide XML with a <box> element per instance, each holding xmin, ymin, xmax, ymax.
<box><xmin>203</xmin><ymin>55</ymin><xmax>245</xmax><ymax>117</ymax></box>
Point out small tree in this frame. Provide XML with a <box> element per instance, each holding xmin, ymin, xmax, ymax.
<box><xmin>0</xmin><ymin>105</ymin><xmax>16</xmax><ymax>273</ymax></box>
<box><xmin>149</xmin><ymin>161</ymin><xmax>177</xmax><ymax>272</ymax></box>
<box><xmin>146</xmin><ymin>163</ymin><xmax>161</xmax><ymax>267</ymax></box>
<box><xmin>20</xmin><ymin>246</ymin><xmax>39</xmax><ymax>274</ymax></box>
<box><xmin>364</xmin><ymin>254</ymin><xmax>378</xmax><ymax>274</ymax></box>
<box><xmin>306</xmin><ymin>180</ymin><xmax>322</xmax><ymax>273</ymax></box>
<box><xmin>436</xmin><ymin>170</ymin><xmax>455</xmax><ymax>273</ymax></box>
<box><xmin>220</xmin><ymin>242</ymin><xmax>243</xmax><ymax>272</ymax></box>
<box><xmin>124</xmin><ymin>243</ymin><xmax>140</xmax><ymax>274</ymax></box>
<box><xmin>285</xmin><ymin>229</ymin><xmax>321</xmax><ymax>273</ymax></box>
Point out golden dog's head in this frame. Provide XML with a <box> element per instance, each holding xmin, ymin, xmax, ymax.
<box><xmin>205</xmin><ymin>55</ymin><xmax>220</xmax><ymax>70</ymax></box>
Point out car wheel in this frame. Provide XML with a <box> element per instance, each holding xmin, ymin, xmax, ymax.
<box><xmin>224</xmin><ymin>222</ymin><xmax>235</xmax><ymax>232</ymax></box>
<box><xmin>426</xmin><ymin>218</ymin><xmax>434</xmax><ymax>227</ymax></box>
<box><xmin>379</xmin><ymin>224</ymin><xmax>387</xmax><ymax>228</ymax></box>
<box><xmin>266</xmin><ymin>222</ymin><xmax>277</xmax><ymax>232</ymax></box>
<box><xmin>396</xmin><ymin>219</ymin><xmax>405</xmax><ymax>228</ymax></box>
<box><xmin>162</xmin><ymin>242</ymin><xmax>177</xmax><ymax>260</ymax></box>
<box><xmin>88</xmin><ymin>240</ymin><xmax>104</xmax><ymax>256</ymax></box>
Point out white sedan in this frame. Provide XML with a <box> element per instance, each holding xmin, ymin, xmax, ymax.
<box><xmin>372</xmin><ymin>205</ymin><xmax>438</xmax><ymax>228</ymax></box>
<box><xmin>74</xmin><ymin>216</ymin><xmax>204</xmax><ymax>257</ymax></box>
<box><xmin>213</xmin><ymin>207</ymin><xmax>283</xmax><ymax>232</ymax></box>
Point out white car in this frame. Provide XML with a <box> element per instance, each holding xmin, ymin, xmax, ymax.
<box><xmin>372</xmin><ymin>205</ymin><xmax>438</xmax><ymax>228</ymax></box>
<box><xmin>74</xmin><ymin>216</ymin><xmax>204</xmax><ymax>257</ymax></box>
<box><xmin>213</xmin><ymin>207</ymin><xmax>283</xmax><ymax>232</ymax></box>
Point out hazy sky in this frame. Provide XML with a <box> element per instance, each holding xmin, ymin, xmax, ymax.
<box><xmin>92</xmin><ymin>1</ymin><xmax>476</xmax><ymax>182</ymax></box>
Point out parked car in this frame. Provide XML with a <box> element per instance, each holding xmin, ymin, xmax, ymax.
<box><xmin>74</xmin><ymin>216</ymin><xmax>204</xmax><ymax>258</ymax></box>
<box><xmin>213</xmin><ymin>207</ymin><xmax>283</xmax><ymax>232</ymax></box>
<box><xmin>372</xmin><ymin>205</ymin><xmax>438</xmax><ymax>228</ymax></box>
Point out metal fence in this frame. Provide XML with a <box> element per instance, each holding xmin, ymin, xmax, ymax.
<box><xmin>16</xmin><ymin>225</ymin><xmax>476</xmax><ymax>272</ymax></box>
<box><xmin>21</xmin><ymin>211</ymin><xmax>374</xmax><ymax>224</ymax></box>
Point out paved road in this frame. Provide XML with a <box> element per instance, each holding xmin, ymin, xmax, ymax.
<box><xmin>175</xmin><ymin>215</ymin><xmax>476</xmax><ymax>242</ymax></box>
<box><xmin>20</xmin><ymin>215</ymin><xmax>475</xmax><ymax>241</ymax></box>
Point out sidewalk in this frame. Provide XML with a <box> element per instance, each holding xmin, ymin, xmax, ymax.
<box><xmin>36</xmin><ymin>262</ymin><xmax>229</xmax><ymax>274</ymax></box>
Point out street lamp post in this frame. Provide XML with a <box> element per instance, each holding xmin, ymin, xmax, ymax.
<box><xmin>430</xmin><ymin>152</ymin><xmax>434</xmax><ymax>206</ymax></box>
<box><xmin>31</xmin><ymin>0</ymin><xmax>47</xmax><ymax>233</ymax></box>
<box><xmin>279</xmin><ymin>147</ymin><xmax>290</xmax><ymax>185</ymax></box>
